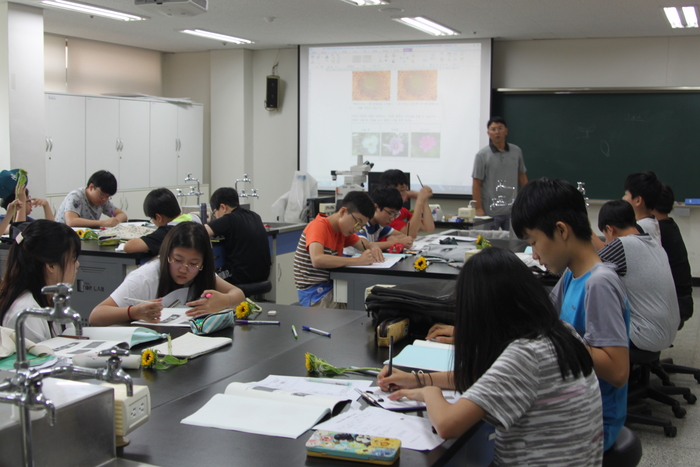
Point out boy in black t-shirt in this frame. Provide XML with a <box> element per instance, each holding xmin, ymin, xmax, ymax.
<box><xmin>124</xmin><ymin>188</ymin><xmax>201</xmax><ymax>254</ymax></box>
<box><xmin>205</xmin><ymin>187</ymin><xmax>271</xmax><ymax>285</ymax></box>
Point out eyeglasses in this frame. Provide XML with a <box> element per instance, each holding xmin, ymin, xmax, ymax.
<box><xmin>95</xmin><ymin>188</ymin><xmax>112</xmax><ymax>201</ymax></box>
<box><xmin>349</xmin><ymin>212</ymin><xmax>364</xmax><ymax>231</ymax></box>
<box><xmin>168</xmin><ymin>256</ymin><xmax>204</xmax><ymax>272</ymax></box>
<box><xmin>382</xmin><ymin>208</ymin><xmax>400</xmax><ymax>219</ymax></box>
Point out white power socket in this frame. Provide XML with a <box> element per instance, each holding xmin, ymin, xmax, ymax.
<box><xmin>101</xmin><ymin>383</ymin><xmax>151</xmax><ymax>436</ymax></box>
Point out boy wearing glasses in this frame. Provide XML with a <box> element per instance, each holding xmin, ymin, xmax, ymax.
<box><xmin>357</xmin><ymin>187</ymin><xmax>414</xmax><ymax>250</ymax></box>
<box><xmin>380</xmin><ymin>169</ymin><xmax>435</xmax><ymax>238</ymax></box>
<box><xmin>56</xmin><ymin>170</ymin><xmax>127</xmax><ymax>227</ymax></box>
<box><xmin>294</xmin><ymin>191</ymin><xmax>384</xmax><ymax>308</ymax></box>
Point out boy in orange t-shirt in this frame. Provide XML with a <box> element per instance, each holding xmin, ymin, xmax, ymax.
<box><xmin>293</xmin><ymin>191</ymin><xmax>383</xmax><ymax>308</ymax></box>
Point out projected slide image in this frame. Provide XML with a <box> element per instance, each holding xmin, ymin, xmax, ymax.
<box><xmin>411</xmin><ymin>133</ymin><xmax>441</xmax><ymax>159</ymax></box>
<box><xmin>352</xmin><ymin>71</ymin><xmax>391</xmax><ymax>101</ymax></box>
<box><xmin>398</xmin><ymin>70</ymin><xmax>438</xmax><ymax>101</ymax></box>
<box><xmin>352</xmin><ymin>133</ymin><xmax>380</xmax><ymax>156</ymax></box>
<box><xmin>381</xmin><ymin>133</ymin><xmax>409</xmax><ymax>157</ymax></box>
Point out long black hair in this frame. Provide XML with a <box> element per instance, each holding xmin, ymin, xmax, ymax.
<box><xmin>156</xmin><ymin>222</ymin><xmax>216</xmax><ymax>300</ymax></box>
<box><xmin>452</xmin><ymin>247</ymin><xmax>593</xmax><ymax>392</ymax></box>
<box><xmin>0</xmin><ymin>220</ymin><xmax>81</xmax><ymax>321</ymax></box>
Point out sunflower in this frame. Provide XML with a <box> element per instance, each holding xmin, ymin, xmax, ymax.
<box><xmin>141</xmin><ymin>349</ymin><xmax>155</xmax><ymax>368</ymax></box>
<box><xmin>235</xmin><ymin>301</ymin><xmax>251</xmax><ymax>319</ymax></box>
<box><xmin>414</xmin><ymin>256</ymin><xmax>428</xmax><ymax>271</ymax></box>
<box><xmin>305</xmin><ymin>352</ymin><xmax>315</xmax><ymax>372</ymax></box>
<box><xmin>304</xmin><ymin>352</ymin><xmax>380</xmax><ymax>376</ymax></box>
<box><xmin>476</xmin><ymin>235</ymin><xmax>492</xmax><ymax>250</ymax></box>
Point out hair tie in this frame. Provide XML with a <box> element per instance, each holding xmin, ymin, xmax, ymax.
<box><xmin>15</xmin><ymin>232</ymin><xmax>23</xmax><ymax>244</ymax></box>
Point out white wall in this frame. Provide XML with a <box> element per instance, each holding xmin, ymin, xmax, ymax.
<box><xmin>44</xmin><ymin>33</ymin><xmax>162</xmax><ymax>96</ymax></box>
<box><xmin>493</xmin><ymin>36</ymin><xmax>700</xmax><ymax>89</ymax></box>
<box><xmin>162</xmin><ymin>51</ymin><xmax>211</xmax><ymax>184</ymax></box>
<box><xmin>251</xmin><ymin>48</ymin><xmax>298</xmax><ymax>221</ymax></box>
<box><xmin>6</xmin><ymin>4</ymin><xmax>45</xmax><ymax>198</ymax></box>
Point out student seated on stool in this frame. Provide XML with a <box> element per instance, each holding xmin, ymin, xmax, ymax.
<box><xmin>512</xmin><ymin>178</ymin><xmax>630</xmax><ymax>453</ymax></box>
<box><xmin>623</xmin><ymin>171</ymin><xmax>662</xmax><ymax>244</ymax></box>
<box><xmin>293</xmin><ymin>191</ymin><xmax>383</xmax><ymax>308</ymax></box>
<box><xmin>55</xmin><ymin>170</ymin><xmax>128</xmax><ymax>228</ymax></box>
<box><xmin>597</xmin><ymin>200</ymin><xmax>679</xmax><ymax>352</ymax></box>
<box><xmin>356</xmin><ymin>186</ymin><xmax>414</xmax><ymax>250</ymax></box>
<box><xmin>124</xmin><ymin>188</ymin><xmax>201</xmax><ymax>255</ymax></box>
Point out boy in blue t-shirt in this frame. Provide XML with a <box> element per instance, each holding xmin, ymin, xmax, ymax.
<box><xmin>512</xmin><ymin>177</ymin><xmax>630</xmax><ymax>452</ymax></box>
<box><xmin>358</xmin><ymin>187</ymin><xmax>414</xmax><ymax>250</ymax></box>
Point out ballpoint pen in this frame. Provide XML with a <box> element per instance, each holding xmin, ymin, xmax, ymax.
<box><xmin>388</xmin><ymin>336</ymin><xmax>394</xmax><ymax>377</ymax></box>
<box><xmin>302</xmin><ymin>325</ymin><xmax>331</xmax><ymax>337</ymax></box>
<box><xmin>417</xmin><ymin>175</ymin><xmax>424</xmax><ymax>187</ymax></box>
<box><xmin>354</xmin><ymin>388</ymin><xmax>381</xmax><ymax>407</ymax></box>
<box><xmin>292</xmin><ymin>325</ymin><xmax>298</xmax><ymax>339</ymax></box>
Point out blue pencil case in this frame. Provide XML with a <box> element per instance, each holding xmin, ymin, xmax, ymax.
<box><xmin>189</xmin><ymin>310</ymin><xmax>234</xmax><ymax>335</ymax></box>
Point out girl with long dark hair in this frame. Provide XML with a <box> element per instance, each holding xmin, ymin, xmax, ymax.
<box><xmin>90</xmin><ymin>222</ymin><xmax>244</xmax><ymax>325</ymax></box>
<box><xmin>378</xmin><ymin>247</ymin><xmax>603</xmax><ymax>466</ymax></box>
<box><xmin>0</xmin><ymin>219</ymin><xmax>80</xmax><ymax>341</ymax></box>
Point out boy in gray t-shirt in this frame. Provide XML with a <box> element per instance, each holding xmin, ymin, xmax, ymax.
<box><xmin>55</xmin><ymin>170</ymin><xmax>127</xmax><ymax>228</ymax></box>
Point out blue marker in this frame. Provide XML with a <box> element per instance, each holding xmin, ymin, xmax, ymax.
<box><xmin>302</xmin><ymin>326</ymin><xmax>331</xmax><ymax>337</ymax></box>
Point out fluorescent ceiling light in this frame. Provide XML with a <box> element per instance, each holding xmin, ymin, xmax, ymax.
<box><xmin>664</xmin><ymin>6</ymin><xmax>698</xmax><ymax>28</ymax></box>
<box><xmin>40</xmin><ymin>0</ymin><xmax>147</xmax><ymax>21</ymax></box>
<box><xmin>180</xmin><ymin>29</ymin><xmax>253</xmax><ymax>45</ymax></box>
<box><xmin>340</xmin><ymin>0</ymin><xmax>388</xmax><ymax>5</ymax></box>
<box><xmin>682</xmin><ymin>6</ymin><xmax>699</xmax><ymax>27</ymax></box>
<box><xmin>393</xmin><ymin>16</ymin><xmax>459</xmax><ymax>36</ymax></box>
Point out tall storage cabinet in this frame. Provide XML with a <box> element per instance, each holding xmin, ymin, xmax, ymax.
<box><xmin>45</xmin><ymin>93</ymin><xmax>204</xmax><ymax>218</ymax></box>
<box><xmin>86</xmin><ymin>97</ymin><xmax>150</xmax><ymax>191</ymax></box>
<box><xmin>149</xmin><ymin>101</ymin><xmax>204</xmax><ymax>186</ymax></box>
<box><xmin>45</xmin><ymin>94</ymin><xmax>86</xmax><ymax>194</ymax></box>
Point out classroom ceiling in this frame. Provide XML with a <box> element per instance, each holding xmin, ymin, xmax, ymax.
<box><xmin>5</xmin><ymin>0</ymin><xmax>700</xmax><ymax>52</ymax></box>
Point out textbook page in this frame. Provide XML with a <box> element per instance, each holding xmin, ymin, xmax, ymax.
<box><xmin>181</xmin><ymin>393</ymin><xmax>330</xmax><ymax>439</ymax></box>
<box><xmin>37</xmin><ymin>337</ymin><xmax>128</xmax><ymax>359</ymax></box>
<box><xmin>346</xmin><ymin>255</ymin><xmax>403</xmax><ymax>269</ymax></box>
<box><xmin>224</xmin><ymin>382</ymin><xmax>347</xmax><ymax>411</ymax></box>
<box><xmin>372</xmin><ymin>389</ymin><xmax>460</xmax><ymax>411</ymax></box>
<box><xmin>255</xmin><ymin>375</ymin><xmax>372</xmax><ymax>400</ymax></box>
<box><xmin>132</xmin><ymin>307</ymin><xmax>191</xmax><ymax>327</ymax></box>
<box><xmin>314</xmin><ymin>407</ymin><xmax>444</xmax><ymax>451</ymax></box>
<box><xmin>64</xmin><ymin>327</ymin><xmax>166</xmax><ymax>347</ymax></box>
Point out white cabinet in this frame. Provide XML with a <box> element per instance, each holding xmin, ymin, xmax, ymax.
<box><xmin>275</xmin><ymin>252</ymin><xmax>298</xmax><ymax>305</ymax></box>
<box><xmin>149</xmin><ymin>102</ymin><xmax>204</xmax><ymax>187</ymax></box>
<box><xmin>45</xmin><ymin>94</ymin><xmax>86</xmax><ymax>194</ymax></box>
<box><xmin>86</xmin><ymin>97</ymin><xmax>150</xmax><ymax>191</ymax></box>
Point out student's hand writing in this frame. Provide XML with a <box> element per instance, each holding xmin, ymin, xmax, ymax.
<box><xmin>397</xmin><ymin>235</ymin><xmax>413</xmax><ymax>248</ymax></box>
<box><xmin>368</xmin><ymin>245</ymin><xmax>384</xmax><ymax>262</ymax></box>
<box><xmin>386</xmin><ymin>387</ymin><xmax>434</xmax><ymax>403</ymax></box>
<box><xmin>133</xmin><ymin>300</ymin><xmax>163</xmax><ymax>323</ymax></box>
<box><xmin>356</xmin><ymin>249</ymin><xmax>376</xmax><ymax>265</ymax></box>
<box><xmin>185</xmin><ymin>289</ymin><xmax>227</xmax><ymax>316</ymax></box>
<box><xmin>426</xmin><ymin>324</ymin><xmax>455</xmax><ymax>344</ymax></box>
<box><xmin>377</xmin><ymin>366</ymin><xmax>418</xmax><ymax>392</ymax></box>
<box><xmin>101</xmin><ymin>217</ymin><xmax>120</xmax><ymax>227</ymax></box>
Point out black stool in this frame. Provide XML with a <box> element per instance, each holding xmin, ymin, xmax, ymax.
<box><xmin>602</xmin><ymin>426</ymin><xmax>642</xmax><ymax>467</ymax></box>
<box><xmin>238</xmin><ymin>281</ymin><xmax>272</xmax><ymax>300</ymax></box>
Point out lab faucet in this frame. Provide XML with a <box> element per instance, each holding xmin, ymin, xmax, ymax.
<box><xmin>176</xmin><ymin>173</ymin><xmax>204</xmax><ymax>205</ymax></box>
<box><xmin>235</xmin><ymin>174</ymin><xmax>259</xmax><ymax>200</ymax></box>
<box><xmin>0</xmin><ymin>283</ymin><xmax>133</xmax><ymax>467</ymax></box>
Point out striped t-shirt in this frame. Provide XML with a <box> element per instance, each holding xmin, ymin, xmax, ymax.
<box><xmin>462</xmin><ymin>331</ymin><xmax>603</xmax><ymax>466</ymax></box>
<box><xmin>293</xmin><ymin>214</ymin><xmax>360</xmax><ymax>290</ymax></box>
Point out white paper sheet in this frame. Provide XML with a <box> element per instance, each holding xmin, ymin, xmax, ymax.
<box><xmin>346</xmin><ymin>255</ymin><xmax>403</xmax><ymax>269</ymax></box>
<box><xmin>372</xmin><ymin>389</ymin><xmax>460</xmax><ymax>411</ymax></box>
<box><xmin>132</xmin><ymin>307</ymin><xmax>192</xmax><ymax>327</ymax></box>
<box><xmin>150</xmin><ymin>332</ymin><xmax>231</xmax><ymax>358</ymax></box>
<box><xmin>314</xmin><ymin>407</ymin><xmax>444</xmax><ymax>451</ymax></box>
<box><xmin>255</xmin><ymin>375</ymin><xmax>372</xmax><ymax>399</ymax></box>
<box><xmin>181</xmin><ymin>393</ymin><xmax>330</xmax><ymax>439</ymax></box>
<box><xmin>37</xmin><ymin>337</ymin><xmax>128</xmax><ymax>359</ymax></box>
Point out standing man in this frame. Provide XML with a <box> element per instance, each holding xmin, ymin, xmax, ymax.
<box><xmin>472</xmin><ymin>117</ymin><xmax>528</xmax><ymax>231</ymax></box>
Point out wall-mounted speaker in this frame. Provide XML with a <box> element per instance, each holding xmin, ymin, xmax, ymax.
<box><xmin>265</xmin><ymin>75</ymin><xmax>280</xmax><ymax>110</ymax></box>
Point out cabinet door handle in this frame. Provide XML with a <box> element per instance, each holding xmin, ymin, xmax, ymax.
<box><xmin>278</xmin><ymin>263</ymin><xmax>282</xmax><ymax>281</ymax></box>
<box><xmin>49</xmin><ymin>138</ymin><xmax>53</xmax><ymax>152</ymax></box>
<box><xmin>116</xmin><ymin>139</ymin><xmax>120</xmax><ymax>151</ymax></box>
<box><xmin>45</xmin><ymin>137</ymin><xmax>49</xmax><ymax>152</ymax></box>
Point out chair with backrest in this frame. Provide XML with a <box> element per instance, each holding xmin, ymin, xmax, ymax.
<box><xmin>625</xmin><ymin>347</ymin><xmax>696</xmax><ymax>437</ymax></box>
<box><xmin>237</xmin><ymin>281</ymin><xmax>272</xmax><ymax>301</ymax></box>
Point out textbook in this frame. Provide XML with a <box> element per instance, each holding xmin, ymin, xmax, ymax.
<box><xmin>181</xmin><ymin>381</ymin><xmax>351</xmax><ymax>439</ymax></box>
<box><xmin>384</xmin><ymin>340</ymin><xmax>454</xmax><ymax>372</ymax></box>
<box><xmin>150</xmin><ymin>332</ymin><xmax>231</xmax><ymax>358</ymax></box>
<box><xmin>35</xmin><ymin>327</ymin><xmax>166</xmax><ymax>360</ymax></box>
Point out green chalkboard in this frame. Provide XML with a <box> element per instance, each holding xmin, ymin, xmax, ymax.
<box><xmin>492</xmin><ymin>92</ymin><xmax>700</xmax><ymax>201</ymax></box>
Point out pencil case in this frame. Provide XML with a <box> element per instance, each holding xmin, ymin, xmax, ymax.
<box><xmin>189</xmin><ymin>310</ymin><xmax>234</xmax><ymax>335</ymax></box>
<box><xmin>306</xmin><ymin>430</ymin><xmax>400</xmax><ymax>465</ymax></box>
<box><xmin>376</xmin><ymin>318</ymin><xmax>409</xmax><ymax>347</ymax></box>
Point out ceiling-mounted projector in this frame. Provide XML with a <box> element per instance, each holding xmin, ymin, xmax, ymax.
<box><xmin>135</xmin><ymin>0</ymin><xmax>208</xmax><ymax>17</ymax></box>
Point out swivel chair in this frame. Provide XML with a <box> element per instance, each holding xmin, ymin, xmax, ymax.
<box><xmin>602</xmin><ymin>426</ymin><xmax>642</xmax><ymax>467</ymax></box>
